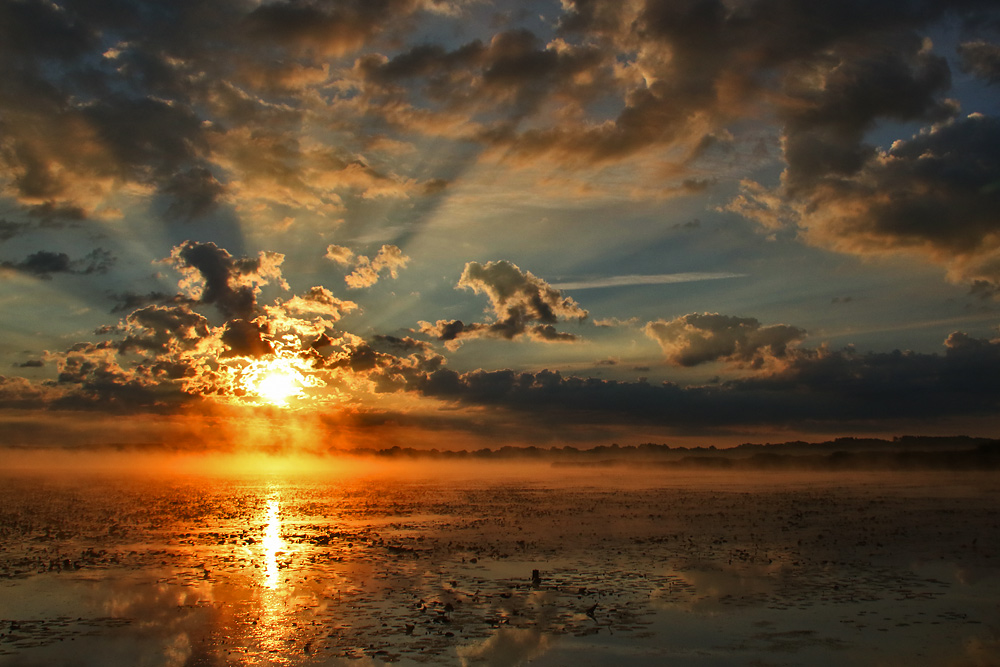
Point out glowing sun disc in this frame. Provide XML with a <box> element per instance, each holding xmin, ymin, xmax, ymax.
<box><xmin>255</xmin><ymin>367</ymin><xmax>302</xmax><ymax>406</ymax></box>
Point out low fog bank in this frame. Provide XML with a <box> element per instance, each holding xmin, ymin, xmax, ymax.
<box><xmin>3</xmin><ymin>435</ymin><xmax>998</xmax><ymax>475</ymax></box>
<box><xmin>335</xmin><ymin>435</ymin><xmax>1000</xmax><ymax>471</ymax></box>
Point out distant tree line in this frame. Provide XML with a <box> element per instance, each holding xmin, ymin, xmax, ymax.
<box><xmin>328</xmin><ymin>436</ymin><xmax>1000</xmax><ymax>469</ymax></box>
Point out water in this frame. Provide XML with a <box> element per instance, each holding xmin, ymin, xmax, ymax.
<box><xmin>0</xmin><ymin>460</ymin><xmax>998</xmax><ymax>665</ymax></box>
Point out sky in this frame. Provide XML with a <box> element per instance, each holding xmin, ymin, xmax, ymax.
<box><xmin>2</xmin><ymin>0</ymin><xmax>1000</xmax><ymax>452</ymax></box>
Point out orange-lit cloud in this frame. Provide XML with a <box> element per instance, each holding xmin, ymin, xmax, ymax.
<box><xmin>326</xmin><ymin>244</ymin><xmax>411</xmax><ymax>289</ymax></box>
<box><xmin>419</xmin><ymin>260</ymin><xmax>589</xmax><ymax>348</ymax></box>
<box><xmin>644</xmin><ymin>313</ymin><xmax>807</xmax><ymax>370</ymax></box>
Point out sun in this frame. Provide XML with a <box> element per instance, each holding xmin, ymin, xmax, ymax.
<box><xmin>243</xmin><ymin>357</ymin><xmax>308</xmax><ymax>406</ymax></box>
<box><xmin>256</xmin><ymin>368</ymin><xmax>301</xmax><ymax>406</ymax></box>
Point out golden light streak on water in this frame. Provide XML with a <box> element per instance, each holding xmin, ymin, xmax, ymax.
<box><xmin>262</xmin><ymin>496</ymin><xmax>284</xmax><ymax>590</ymax></box>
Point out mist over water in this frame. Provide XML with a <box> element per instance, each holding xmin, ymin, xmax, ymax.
<box><xmin>1</xmin><ymin>453</ymin><xmax>998</xmax><ymax>666</ymax></box>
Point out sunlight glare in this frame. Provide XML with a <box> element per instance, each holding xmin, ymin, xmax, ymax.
<box><xmin>262</xmin><ymin>497</ymin><xmax>284</xmax><ymax>590</ymax></box>
<box><xmin>256</xmin><ymin>368</ymin><xmax>300</xmax><ymax>406</ymax></box>
<box><xmin>240</xmin><ymin>356</ymin><xmax>311</xmax><ymax>407</ymax></box>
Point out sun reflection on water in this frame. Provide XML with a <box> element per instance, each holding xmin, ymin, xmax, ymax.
<box><xmin>262</xmin><ymin>496</ymin><xmax>284</xmax><ymax>590</ymax></box>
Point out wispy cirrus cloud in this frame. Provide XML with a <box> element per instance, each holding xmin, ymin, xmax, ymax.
<box><xmin>551</xmin><ymin>272</ymin><xmax>746</xmax><ymax>291</ymax></box>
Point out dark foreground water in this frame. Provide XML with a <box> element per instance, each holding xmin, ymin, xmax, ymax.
<box><xmin>0</xmin><ymin>460</ymin><xmax>998</xmax><ymax>666</ymax></box>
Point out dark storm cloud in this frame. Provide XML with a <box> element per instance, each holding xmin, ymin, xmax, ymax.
<box><xmin>465</xmin><ymin>0</ymin><xmax>998</xmax><ymax>165</ymax></box>
<box><xmin>728</xmin><ymin>332</ymin><xmax>1000</xmax><ymax>421</ymax></box>
<box><xmin>3</xmin><ymin>0</ymin><xmax>996</xmax><ymax>223</ymax></box>
<box><xmin>243</xmin><ymin>0</ymin><xmax>427</xmax><ymax>58</ymax></box>
<box><xmin>713</xmin><ymin>5</ymin><xmax>1000</xmax><ymax>291</ymax></box>
<box><xmin>0</xmin><ymin>57</ymin><xmax>210</xmax><ymax>215</ymax></box>
<box><xmin>0</xmin><ymin>0</ymin><xmax>94</xmax><ymax>63</ymax></box>
<box><xmin>779</xmin><ymin>34</ymin><xmax>953</xmax><ymax>195</ymax></box>
<box><xmin>0</xmin><ymin>0</ymin><xmax>213</xmax><ymax>216</ymax></box>
<box><xmin>0</xmin><ymin>374</ymin><xmax>63</xmax><ymax>410</ymax></box>
<box><xmin>644</xmin><ymin>313</ymin><xmax>807</xmax><ymax>369</ymax></box>
<box><xmin>2</xmin><ymin>248</ymin><xmax>114</xmax><ymax>279</ymax></box>
<box><xmin>419</xmin><ymin>260</ymin><xmax>588</xmax><ymax>348</ymax></box>
<box><xmin>82</xmin><ymin>96</ymin><xmax>207</xmax><ymax>178</ymax></box>
<box><xmin>410</xmin><ymin>331</ymin><xmax>1000</xmax><ymax>430</ymax></box>
<box><xmin>734</xmin><ymin>113</ymin><xmax>1000</xmax><ymax>288</ymax></box>
<box><xmin>356</xmin><ymin>27</ymin><xmax>611</xmax><ymax>121</ymax></box>
<box><xmin>0</xmin><ymin>0</ymin><xmax>442</xmax><ymax>221</ymax></box>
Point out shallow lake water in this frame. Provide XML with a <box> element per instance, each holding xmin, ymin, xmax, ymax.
<box><xmin>0</xmin><ymin>460</ymin><xmax>998</xmax><ymax>666</ymax></box>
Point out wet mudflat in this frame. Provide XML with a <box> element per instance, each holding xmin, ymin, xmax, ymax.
<box><xmin>0</xmin><ymin>462</ymin><xmax>997</xmax><ymax>666</ymax></box>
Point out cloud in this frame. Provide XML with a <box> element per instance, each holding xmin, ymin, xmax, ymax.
<box><xmin>166</xmin><ymin>241</ymin><xmax>287</xmax><ymax>320</ymax></box>
<box><xmin>211</xmin><ymin>127</ymin><xmax>436</xmax><ymax>220</ymax></box>
<box><xmin>155</xmin><ymin>241</ymin><xmax>290</xmax><ymax>362</ymax></box>
<box><xmin>726</xmin><ymin>331</ymin><xmax>1000</xmax><ymax>423</ymax></box>
<box><xmin>36</xmin><ymin>240</ymin><xmax>430</xmax><ymax>411</ymax></box>
<box><xmin>0</xmin><ymin>0</ymin><xmax>450</xmax><ymax>225</ymax></box>
<box><xmin>644</xmin><ymin>313</ymin><xmax>807</xmax><ymax>370</ymax></box>
<box><xmin>325</xmin><ymin>245</ymin><xmax>356</xmax><ymax>265</ymax></box>
<box><xmin>0</xmin><ymin>0</ymin><xmax>223</xmax><ymax>218</ymax></box>
<box><xmin>1</xmin><ymin>248</ymin><xmax>114</xmax><ymax>279</ymax></box>
<box><xmin>456</xmin><ymin>0</ymin><xmax>979</xmax><ymax>167</ymax></box>
<box><xmin>15</xmin><ymin>233</ymin><xmax>1000</xmax><ymax>439</ymax></box>
<box><xmin>717</xmin><ymin>21</ymin><xmax>1000</xmax><ymax>292</ymax></box>
<box><xmin>279</xmin><ymin>286</ymin><xmax>358</xmax><ymax>321</ymax></box>
<box><xmin>117</xmin><ymin>305</ymin><xmax>213</xmax><ymax>356</ymax></box>
<box><xmin>732</xmin><ymin>113</ymin><xmax>1000</xmax><ymax>289</ymax></box>
<box><xmin>551</xmin><ymin>272</ymin><xmax>745</xmax><ymax>290</ymax></box>
<box><xmin>325</xmin><ymin>244</ymin><xmax>410</xmax><ymax>288</ymax></box>
<box><xmin>355</xmin><ymin>27</ymin><xmax>613</xmax><ymax>124</ymax></box>
<box><xmin>109</xmin><ymin>291</ymin><xmax>189</xmax><ymax>314</ymax></box>
<box><xmin>592</xmin><ymin>316</ymin><xmax>640</xmax><ymax>328</ymax></box>
<box><xmin>778</xmin><ymin>34</ymin><xmax>954</xmax><ymax>196</ymax></box>
<box><xmin>0</xmin><ymin>219</ymin><xmax>29</xmax><ymax>241</ymax></box>
<box><xmin>49</xmin><ymin>340</ymin><xmax>171</xmax><ymax>409</ymax></box>
<box><xmin>4</xmin><ymin>2</ymin><xmax>1000</xmax><ymax>443</ymax></box>
<box><xmin>346</xmin><ymin>245</ymin><xmax>410</xmax><ymax>289</ymax></box>
<box><xmin>162</xmin><ymin>166</ymin><xmax>226</xmax><ymax>220</ymax></box>
<box><xmin>458</xmin><ymin>628</ymin><xmax>552</xmax><ymax>667</ymax></box>
<box><xmin>419</xmin><ymin>260</ymin><xmax>588</xmax><ymax>348</ymax></box>
<box><xmin>406</xmin><ymin>330</ymin><xmax>1000</xmax><ymax>431</ymax></box>
<box><xmin>242</xmin><ymin>0</ymin><xmax>431</xmax><ymax>59</ymax></box>
<box><xmin>0</xmin><ymin>0</ymin><xmax>992</xmax><ymax>232</ymax></box>
<box><xmin>959</xmin><ymin>40</ymin><xmax>1000</xmax><ymax>84</ymax></box>
<box><xmin>0</xmin><ymin>373</ymin><xmax>67</xmax><ymax>409</ymax></box>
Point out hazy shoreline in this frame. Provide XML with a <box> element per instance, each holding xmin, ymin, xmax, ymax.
<box><xmin>4</xmin><ymin>434</ymin><xmax>1000</xmax><ymax>473</ymax></box>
